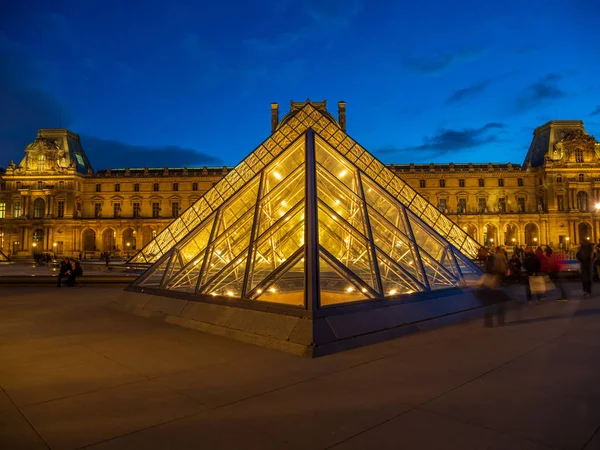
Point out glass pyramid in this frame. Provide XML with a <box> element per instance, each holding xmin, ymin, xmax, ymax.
<box><xmin>0</xmin><ymin>250</ymin><xmax>8</xmax><ymax>262</ymax></box>
<box><xmin>129</xmin><ymin>102</ymin><xmax>480</xmax><ymax>265</ymax></box>
<box><xmin>131</xmin><ymin>129</ymin><xmax>481</xmax><ymax>307</ymax></box>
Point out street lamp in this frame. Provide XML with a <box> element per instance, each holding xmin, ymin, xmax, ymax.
<box><xmin>126</xmin><ymin>242</ymin><xmax>131</xmax><ymax>257</ymax></box>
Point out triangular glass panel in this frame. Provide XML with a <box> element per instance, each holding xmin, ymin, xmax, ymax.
<box><xmin>408</xmin><ymin>214</ymin><xmax>446</xmax><ymax>262</ymax></box>
<box><xmin>420</xmin><ymin>251</ymin><xmax>461</xmax><ymax>289</ymax></box>
<box><xmin>362</xmin><ymin>176</ymin><xmax>408</xmax><ymax>235</ymax></box>
<box><xmin>375</xmin><ymin>248</ymin><xmax>424</xmax><ymax>296</ymax></box>
<box><xmin>138</xmin><ymin>257</ymin><xmax>170</xmax><ymax>288</ymax></box>
<box><xmin>453</xmin><ymin>248</ymin><xmax>481</xmax><ymax>284</ymax></box>
<box><xmin>315</xmin><ymin>135</ymin><xmax>361</xmax><ymax>196</ymax></box>
<box><xmin>166</xmin><ymin>248</ymin><xmax>208</xmax><ymax>293</ymax></box>
<box><xmin>202</xmin><ymin>253</ymin><xmax>248</xmax><ymax>298</ymax></box>
<box><xmin>214</xmin><ymin>177</ymin><xmax>259</xmax><ymax>239</ymax></box>
<box><xmin>319</xmin><ymin>254</ymin><xmax>370</xmax><ymax>306</ymax></box>
<box><xmin>439</xmin><ymin>248</ymin><xmax>461</xmax><ymax>278</ymax></box>
<box><xmin>177</xmin><ymin>214</ymin><xmax>216</xmax><ymax>265</ymax></box>
<box><xmin>262</xmin><ymin>137</ymin><xmax>305</xmax><ymax>196</ymax></box>
<box><xmin>253</xmin><ymin>254</ymin><xmax>305</xmax><ymax>307</ymax></box>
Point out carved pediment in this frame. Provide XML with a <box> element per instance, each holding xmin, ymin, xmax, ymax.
<box><xmin>562</xmin><ymin>129</ymin><xmax>597</xmax><ymax>143</ymax></box>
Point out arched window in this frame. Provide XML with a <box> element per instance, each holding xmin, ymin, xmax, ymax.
<box><xmin>37</xmin><ymin>154</ymin><xmax>46</xmax><ymax>171</ymax></box>
<box><xmin>33</xmin><ymin>198</ymin><xmax>45</xmax><ymax>218</ymax></box>
<box><xmin>577</xmin><ymin>191</ymin><xmax>589</xmax><ymax>211</ymax></box>
<box><xmin>579</xmin><ymin>174</ymin><xmax>585</xmax><ymax>182</ymax></box>
<box><xmin>32</xmin><ymin>229</ymin><xmax>44</xmax><ymax>247</ymax></box>
<box><xmin>575</xmin><ymin>149</ymin><xmax>584</xmax><ymax>163</ymax></box>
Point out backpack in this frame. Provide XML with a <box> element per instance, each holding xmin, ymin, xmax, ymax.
<box><xmin>75</xmin><ymin>260</ymin><xmax>83</xmax><ymax>276</ymax></box>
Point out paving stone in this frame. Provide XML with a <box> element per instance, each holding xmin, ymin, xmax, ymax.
<box><xmin>0</xmin><ymin>407</ymin><xmax>48</xmax><ymax>450</ymax></box>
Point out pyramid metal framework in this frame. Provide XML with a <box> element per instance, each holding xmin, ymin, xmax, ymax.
<box><xmin>131</xmin><ymin>128</ymin><xmax>481</xmax><ymax>307</ymax></box>
<box><xmin>0</xmin><ymin>250</ymin><xmax>8</xmax><ymax>262</ymax></box>
<box><xmin>129</xmin><ymin>102</ymin><xmax>480</xmax><ymax>267</ymax></box>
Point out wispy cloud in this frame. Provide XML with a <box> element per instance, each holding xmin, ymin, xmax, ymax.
<box><xmin>590</xmin><ymin>105</ymin><xmax>600</xmax><ymax>116</ymax></box>
<box><xmin>446</xmin><ymin>80</ymin><xmax>491</xmax><ymax>104</ymax></box>
<box><xmin>516</xmin><ymin>73</ymin><xmax>566</xmax><ymax>110</ymax></box>
<box><xmin>404</xmin><ymin>47</ymin><xmax>487</xmax><ymax>75</ymax></box>
<box><xmin>81</xmin><ymin>136</ymin><xmax>221</xmax><ymax>170</ymax></box>
<box><xmin>376</xmin><ymin>123</ymin><xmax>505</xmax><ymax>159</ymax></box>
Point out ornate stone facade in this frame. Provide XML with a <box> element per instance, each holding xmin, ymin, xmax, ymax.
<box><xmin>0</xmin><ymin>107</ymin><xmax>598</xmax><ymax>259</ymax></box>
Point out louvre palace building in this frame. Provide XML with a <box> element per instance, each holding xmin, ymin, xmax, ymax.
<box><xmin>0</xmin><ymin>100</ymin><xmax>599</xmax><ymax>260</ymax></box>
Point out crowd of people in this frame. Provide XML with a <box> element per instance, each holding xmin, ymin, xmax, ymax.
<box><xmin>477</xmin><ymin>241</ymin><xmax>600</xmax><ymax>300</ymax></box>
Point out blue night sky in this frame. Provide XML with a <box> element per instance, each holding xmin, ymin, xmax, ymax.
<box><xmin>1</xmin><ymin>0</ymin><xmax>599</xmax><ymax>170</ymax></box>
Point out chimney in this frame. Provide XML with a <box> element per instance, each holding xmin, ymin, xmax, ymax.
<box><xmin>338</xmin><ymin>101</ymin><xmax>346</xmax><ymax>131</ymax></box>
<box><xmin>271</xmin><ymin>102</ymin><xmax>279</xmax><ymax>133</ymax></box>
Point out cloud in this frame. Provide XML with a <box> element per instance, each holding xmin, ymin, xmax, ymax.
<box><xmin>590</xmin><ymin>105</ymin><xmax>600</xmax><ymax>116</ymax></box>
<box><xmin>377</xmin><ymin>123</ymin><xmax>505</xmax><ymax>159</ymax></box>
<box><xmin>403</xmin><ymin>47</ymin><xmax>487</xmax><ymax>75</ymax></box>
<box><xmin>80</xmin><ymin>136</ymin><xmax>222</xmax><ymax>170</ymax></box>
<box><xmin>446</xmin><ymin>80</ymin><xmax>490</xmax><ymax>104</ymax></box>
<box><xmin>516</xmin><ymin>73</ymin><xmax>566</xmax><ymax>110</ymax></box>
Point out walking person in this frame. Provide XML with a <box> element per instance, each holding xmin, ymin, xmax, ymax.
<box><xmin>577</xmin><ymin>241</ymin><xmax>594</xmax><ymax>298</ymax></box>
<box><xmin>482</xmin><ymin>247</ymin><xmax>507</xmax><ymax>327</ymax></box>
<box><xmin>523</xmin><ymin>247</ymin><xmax>541</xmax><ymax>302</ymax></box>
<box><xmin>104</xmin><ymin>252</ymin><xmax>110</xmax><ymax>267</ymax></box>
<box><xmin>546</xmin><ymin>247</ymin><xmax>567</xmax><ymax>301</ymax></box>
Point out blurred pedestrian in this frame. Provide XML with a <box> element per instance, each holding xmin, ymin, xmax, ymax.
<box><xmin>577</xmin><ymin>241</ymin><xmax>594</xmax><ymax>298</ymax></box>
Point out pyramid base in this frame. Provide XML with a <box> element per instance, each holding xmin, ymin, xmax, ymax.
<box><xmin>111</xmin><ymin>288</ymin><xmax>513</xmax><ymax>357</ymax></box>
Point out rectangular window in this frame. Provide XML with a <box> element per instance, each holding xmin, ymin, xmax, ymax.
<box><xmin>439</xmin><ymin>179</ymin><xmax>445</xmax><ymax>188</ymax></box>
<box><xmin>517</xmin><ymin>178</ymin><xmax>524</xmax><ymax>187</ymax></box>
<box><xmin>57</xmin><ymin>201</ymin><xmax>64</xmax><ymax>218</ymax></box>
<box><xmin>192</xmin><ymin>182</ymin><xmax>198</xmax><ymax>191</ymax></box>
<box><xmin>134</xmin><ymin>183</ymin><xmax>140</xmax><ymax>192</ymax></box>
<box><xmin>457</xmin><ymin>198</ymin><xmax>467</xmax><ymax>213</ymax></box>
<box><xmin>152</xmin><ymin>202</ymin><xmax>160</xmax><ymax>218</ymax></box>
<box><xmin>498</xmin><ymin>178</ymin><xmax>504</xmax><ymax>187</ymax></box>
<box><xmin>133</xmin><ymin>202</ymin><xmax>141</xmax><ymax>218</ymax></box>
<box><xmin>576</xmin><ymin>149</ymin><xmax>584</xmax><ymax>163</ymax></box>
<box><xmin>478</xmin><ymin>198</ymin><xmax>486</xmax><ymax>213</ymax></box>
<box><xmin>115</xmin><ymin>183</ymin><xmax>120</xmax><ymax>192</ymax></box>
<box><xmin>557</xmin><ymin>195</ymin><xmax>564</xmax><ymax>212</ymax></box>
<box><xmin>419</xmin><ymin>179</ymin><xmax>426</xmax><ymax>188</ymax></box>
<box><xmin>172</xmin><ymin>202</ymin><xmax>180</xmax><ymax>217</ymax></box>
<box><xmin>437</xmin><ymin>199</ymin><xmax>447</xmax><ymax>213</ymax></box>
<box><xmin>478</xmin><ymin>178</ymin><xmax>484</xmax><ymax>187</ymax></box>
<box><xmin>517</xmin><ymin>197</ymin><xmax>526</xmax><ymax>212</ymax></box>
<box><xmin>113</xmin><ymin>203</ymin><xmax>121</xmax><ymax>218</ymax></box>
<box><xmin>498</xmin><ymin>197</ymin><xmax>506</xmax><ymax>213</ymax></box>
<box><xmin>59</xmin><ymin>181</ymin><xmax>64</xmax><ymax>190</ymax></box>
<box><xmin>95</xmin><ymin>183</ymin><xmax>101</xmax><ymax>192</ymax></box>
<box><xmin>556</xmin><ymin>174</ymin><xmax>562</xmax><ymax>183</ymax></box>
<box><xmin>459</xmin><ymin>179</ymin><xmax>465</xmax><ymax>188</ymax></box>
<box><xmin>0</xmin><ymin>202</ymin><xmax>5</xmax><ymax>219</ymax></box>
<box><xmin>94</xmin><ymin>203</ymin><xmax>102</xmax><ymax>218</ymax></box>
<box><xmin>153</xmin><ymin>183</ymin><xmax>159</xmax><ymax>191</ymax></box>
<box><xmin>14</xmin><ymin>202</ymin><xmax>22</xmax><ymax>218</ymax></box>
<box><xmin>173</xmin><ymin>183</ymin><xmax>179</xmax><ymax>191</ymax></box>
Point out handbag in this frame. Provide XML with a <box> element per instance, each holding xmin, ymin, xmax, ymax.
<box><xmin>529</xmin><ymin>274</ymin><xmax>554</xmax><ymax>294</ymax></box>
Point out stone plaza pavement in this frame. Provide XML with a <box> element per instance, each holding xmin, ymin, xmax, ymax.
<box><xmin>1</xmin><ymin>283</ymin><xmax>600</xmax><ymax>450</ymax></box>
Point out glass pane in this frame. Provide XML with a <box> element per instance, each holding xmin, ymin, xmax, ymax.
<box><xmin>440</xmin><ymin>249</ymin><xmax>460</xmax><ymax>278</ymax></box>
<box><xmin>166</xmin><ymin>249</ymin><xmax>208</xmax><ymax>292</ymax></box>
<box><xmin>375</xmin><ymin>250</ymin><xmax>423</xmax><ymax>296</ymax></box>
<box><xmin>317</xmin><ymin>202</ymin><xmax>376</xmax><ymax>291</ymax></box>
<box><xmin>215</xmin><ymin>177</ymin><xmax>259</xmax><ymax>238</ymax></box>
<box><xmin>409</xmin><ymin>216</ymin><xmax>446</xmax><ymax>262</ymax></box>
<box><xmin>249</xmin><ymin>204</ymin><xmax>304</xmax><ymax>291</ymax></box>
<box><xmin>138</xmin><ymin>257</ymin><xmax>169</xmax><ymax>287</ymax></box>
<box><xmin>315</xmin><ymin>136</ymin><xmax>360</xmax><ymax>196</ymax></box>
<box><xmin>319</xmin><ymin>255</ymin><xmax>369</xmax><ymax>306</ymax></box>
<box><xmin>263</xmin><ymin>138</ymin><xmax>305</xmax><ymax>196</ymax></box>
<box><xmin>177</xmin><ymin>215</ymin><xmax>215</xmax><ymax>265</ymax></box>
<box><xmin>203</xmin><ymin>255</ymin><xmax>248</xmax><ymax>298</ymax></box>
<box><xmin>257</xmin><ymin>165</ymin><xmax>305</xmax><ymax>237</ymax></box>
<box><xmin>254</xmin><ymin>256</ymin><xmax>305</xmax><ymax>307</ymax></box>
<box><xmin>362</xmin><ymin>177</ymin><xmax>407</xmax><ymax>234</ymax></box>
<box><xmin>316</xmin><ymin>166</ymin><xmax>366</xmax><ymax>237</ymax></box>
<box><xmin>421</xmin><ymin>252</ymin><xmax>460</xmax><ymax>289</ymax></box>
<box><xmin>453</xmin><ymin>249</ymin><xmax>480</xmax><ymax>284</ymax></box>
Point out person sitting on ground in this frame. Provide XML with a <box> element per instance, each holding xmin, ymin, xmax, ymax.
<box><xmin>57</xmin><ymin>257</ymin><xmax>70</xmax><ymax>288</ymax></box>
<box><xmin>65</xmin><ymin>258</ymin><xmax>78</xmax><ymax>287</ymax></box>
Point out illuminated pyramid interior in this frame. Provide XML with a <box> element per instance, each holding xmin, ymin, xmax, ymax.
<box><xmin>0</xmin><ymin>250</ymin><xmax>8</xmax><ymax>262</ymax></box>
<box><xmin>132</xmin><ymin>130</ymin><xmax>480</xmax><ymax>305</ymax></box>
<box><xmin>122</xmin><ymin>101</ymin><xmax>490</xmax><ymax>356</ymax></box>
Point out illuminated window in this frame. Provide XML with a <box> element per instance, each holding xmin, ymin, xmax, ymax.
<box><xmin>459</xmin><ymin>179</ymin><xmax>465</xmax><ymax>188</ymax></box>
<box><xmin>478</xmin><ymin>198</ymin><xmax>486</xmax><ymax>213</ymax></box>
<box><xmin>478</xmin><ymin>178</ymin><xmax>484</xmax><ymax>187</ymax></box>
<box><xmin>152</xmin><ymin>202</ymin><xmax>160</xmax><ymax>218</ymax></box>
<box><xmin>115</xmin><ymin>183</ymin><xmax>120</xmax><ymax>192</ymax></box>
<box><xmin>133</xmin><ymin>202</ymin><xmax>141</xmax><ymax>218</ymax></box>
<box><xmin>153</xmin><ymin>183</ymin><xmax>159</xmax><ymax>191</ymax></box>
<box><xmin>579</xmin><ymin>173</ymin><xmax>585</xmax><ymax>182</ymax></box>
<box><xmin>33</xmin><ymin>198</ymin><xmax>45</xmax><ymax>218</ymax></box>
<box><xmin>498</xmin><ymin>197</ymin><xmax>506</xmax><ymax>213</ymax></box>
<box><xmin>577</xmin><ymin>191</ymin><xmax>589</xmax><ymax>211</ymax></box>
<box><xmin>576</xmin><ymin>148</ymin><xmax>583</xmax><ymax>163</ymax></box>
<box><xmin>95</xmin><ymin>183</ymin><xmax>101</xmax><ymax>192</ymax></box>
<box><xmin>94</xmin><ymin>203</ymin><xmax>102</xmax><ymax>218</ymax></box>
<box><xmin>439</xmin><ymin>179</ymin><xmax>445</xmax><ymax>188</ymax></box>
<box><xmin>37</xmin><ymin>181</ymin><xmax>43</xmax><ymax>190</ymax></box>
<box><xmin>57</xmin><ymin>201</ymin><xmax>64</xmax><ymax>218</ymax></box>
<box><xmin>457</xmin><ymin>198</ymin><xmax>466</xmax><ymax>213</ymax></box>
<box><xmin>173</xmin><ymin>183</ymin><xmax>179</xmax><ymax>191</ymax></box>
<box><xmin>13</xmin><ymin>202</ymin><xmax>22</xmax><ymax>218</ymax></box>
<box><xmin>517</xmin><ymin>178</ymin><xmax>523</xmax><ymax>187</ymax></box>
<box><xmin>0</xmin><ymin>202</ymin><xmax>5</xmax><ymax>219</ymax></box>
<box><xmin>556</xmin><ymin>174</ymin><xmax>562</xmax><ymax>183</ymax></box>
<box><xmin>172</xmin><ymin>202</ymin><xmax>180</xmax><ymax>217</ymax></box>
<box><xmin>498</xmin><ymin>178</ymin><xmax>504</xmax><ymax>187</ymax></box>
<box><xmin>517</xmin><ymin>197</ymin><xmax>525</xmax><ymax>212</ymax></box>
<box><xmin>37</xmin><ymin>154</ymin><xmax>46</xmax><ymax>171</ymax></box>
<box><xmin>192</xmin><ymin>182</ymin><xmax>198</xmax><ymax>191</ymax></box>
<box><xmin>113</xmin><ymin>203</ymin><xmax>121</xmax><ymax>218</ymax></box>
<box><xmin>134</xmin><ymin>183</ymin><xmax>140</xmax><ymax>192</ymax></box>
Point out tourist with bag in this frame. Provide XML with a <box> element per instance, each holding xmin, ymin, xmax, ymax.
<box><xmin>523</xmin><ymin>247</ymin><xmax>542</xmax><ymax>302</ymax></box>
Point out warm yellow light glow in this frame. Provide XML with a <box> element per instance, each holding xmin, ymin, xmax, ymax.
<box><xmin>256</xmin><ymin>289</ymin><xmax>263</xmax><ymax>295</ymax></box>
<box><xmin>216</xmin><ymin>249</ymin><xmax>222</xmax><ymax>255</ymax></box>
<box><xmin>406</xmin><ymin>290</ymin><xmax>414</xmax><ymax>294</ymax></box>
<box><xmin>533</xmin><ymin>238</ymin><xmax>538</xmax><ymax>242</ymax></box>
<box><xmin>273</xmin><ymin>172</ymin><xmax>282</xmax><ymax>180</ymax></box>
<box><xmin>595</xmin><ymin>203</ymin><xmax>600</xmax><ymax>210</ymax></box>
<box><xmin>193</xmin><ymin>259</ymin><xmax>200</xmax><ymax>266</ymax></box>
<box><xmin>490</xmin><ymin>238</ymin><xmax>494</xmax><ymax>242</ymax></box>
<box><xmin>361</xmin><ymin>288</ymin><xmax>368</xmax><ymax>293</ymax></box>
<box><xmin>339</xmin><ymin>170</ymin><xmax>347</xmax><ymax>177</ymax></box>
<box><xmin>281</xmin><ymin>200</ymin><xmax>287</xmax><ymax>206</ymax></box>
<box><xmin>389</xmin><ymin>289</ymin><xmax>397</xmax><ymax>295</ymax></box>
<box><xmin>226</xmin><ymin>291</ymin><xmax>234</xmax><ymax>296</ymax></box>
<box><xmin>566</xmin><ymin>237</ymin><xmax>570</xmax><ymax>241</ymax></box>
<box><xmin>335</xmin><ymin>199</ymin><xmax>340</xmax><ymax>205</ymax></box>
<box><xmin>587</xmin><ymin>237</ymin><xmax>590</xmax><ymax>240</ymax></box>
<box><xmin>210</xmin><ymin>292</ymin><xmax>217</xmax><ymax>296</ymax></box>
<box><xmin>269</xmin><ymin>287</ymin><xmax>277</xmax><ymax>293</ymax></box>
<box><xmin>511</xmin><ymin>238</ymin><xmax>516</xmax><ymax>242</ymax></box>
<box><xmin>346</xmin><ymin>287</ymin><xmax>354</xmax><ymax>293</ymax></box>
<box><xmin>53</xmin><ymin>242</ymin><xmax>57</xmax><ymax>247</ymax></box>
<box><xmin>279</xmin><ymin>211</ymin><xmax>285</xmax><ymax>217</ymax></box>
